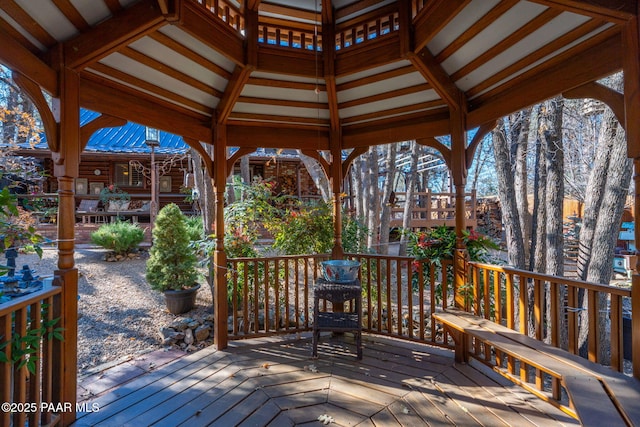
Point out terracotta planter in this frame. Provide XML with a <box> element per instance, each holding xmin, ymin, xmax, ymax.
<box><xmin>164</xmin><ymin>284</ymin><xmax>200</xmax><ymax>314</ymax></box>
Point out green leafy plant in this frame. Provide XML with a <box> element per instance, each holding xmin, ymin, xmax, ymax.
<box><xmin>146</xmin><ymin>203</ymin><xmax>200</xmax><ymax>292</ymax></box>
<box><xmin>90</xmin><ymin>220</ymin><xmax>145</xmax><ymax>255</ymax></box>
<box><xmin>184</xmin><ymin>215</ymin><xmax>205</xmax><ymax>242</ymax></box>
<box><xmin>0</xmin><ymin>186</ymin><xmax>44</xmax><ymax>259</ymax></box>
<box><xmin>0</xmin><ymin>305</ymin><xmax>64</xmax><ymax>374</ymax></box>
<box><xmin>99</xmin><ymin>184</ymin><xmax>130</xmax><ymax>206</ymax></box>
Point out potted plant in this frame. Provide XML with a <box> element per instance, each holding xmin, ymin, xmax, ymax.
<box><xmin>146</xmin><ymin>203</ymin><xmax>200</xmax><ymax>314</ymax></box>
<box><xmin>99</xmin><ymin>184</ymin><xmax>130</xmax><ymax>213</ymax></box>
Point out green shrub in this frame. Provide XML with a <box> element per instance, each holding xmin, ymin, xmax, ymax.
<box><xmin>146</xmin><ymin>204</ymin><xmax>200</xmax><ymax>292</ymax></box>
<box><xmin>185</xmin><ymin>215</ymin><xmax>204</xmax><ymax>242</ymax></box>
<box><xmin>90</xmin><ymin>220</ymin><xmax>144</xmax><ymax>255</ymax></box>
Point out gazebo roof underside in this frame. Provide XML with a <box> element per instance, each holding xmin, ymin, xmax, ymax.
<box><xmin>0</xmin><ymin>0</ymin><xmax>634</xmax><ymax>150</ymax></box>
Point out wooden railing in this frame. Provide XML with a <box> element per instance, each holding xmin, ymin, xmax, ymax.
<box><xmin>227</xmin><ymin>253</ymin><xmax>451</xmax><ymax>343</ymax></box>
<box><xmin>335</xmin><ymin>6</ymin><xmax>399</xmax><ymax>51</ymax></box>
<box><xmin>0</xmin><ymin>280</ymin><xmax>63</xmax><ymax>427</ymax></box>
<box><xmin>389</xmin><ymin>191</ymin><xmax>477</xmax><ymax>229</ymax></box>
<box><xmin>192</xmin><ymin>0</ymin><xmax>244</xmax><ymax>32</ymax></box>
<box><xmin>258</xmin><ymin>24</ymin><xmax>321</xmax><ymax>51</ymax></box>
<box><xmin>467</xmin><ymin>262</ymin><xmax>631</xmax><ymax>373</ymax></box>
<box><xmin>227</xmin><ymin>252</ymin><xmax>632</xmax><ymax>377</ymax></box>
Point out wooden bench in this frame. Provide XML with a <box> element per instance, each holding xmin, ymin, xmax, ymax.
<box><xmin>433</xmin><ymin>308</ymin><xmax>640</xmax><ymax>426</ymax></box>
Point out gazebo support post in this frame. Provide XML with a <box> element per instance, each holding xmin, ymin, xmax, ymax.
<box><xmin>330</xmin><ymin>129</ymin><xmax>344</xmax><ymax>259</ymax></box>
<box><xmin>212</xmin><ymin>124</ymin><xmax>228</xmax><ymax>349</ymax></box>
<box><xmin>451</xmin><ymin>99</ymin><xmax>469</xmax><ymax>310</ymax></box>
<box><xmin>53</xmin><ymin>67</ymin><xmax>81</xmax><ymax>425</ymax></box>
<box><xmin>624</xmin><ymin>13</ymin><xmax>640</xmax><ymax>380</ymax></box>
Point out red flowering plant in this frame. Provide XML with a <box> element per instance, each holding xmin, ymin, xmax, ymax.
<box><xmin>406</xmin><ymin>226</ymin><xmax>500</xmax><ymax>303</ymax></box>
<box><xmin>406</xmin><ymin>225</ymin><xmax>499</xmax><ymax>267</ymax></box>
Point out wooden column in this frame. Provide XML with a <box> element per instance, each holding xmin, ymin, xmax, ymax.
<box><xmin>624</xmin><ymin>14</ymin><xmax>640</xmax><ymax>380</ymax></box>
<box><xmin>330</xmin><ymin>128</ymin><xmax>344</xmax><ymax>259</ymax></box>
<box><xmin>212</xmin><ymin>124</ymin><xmax>228</xmax><ymax>349</ymax></box>
<box><xmin>450</xmin><ymin>97</ymin><xmax>468</xmax><ymax>309</ymax></box>
<box><xmin>52</xmin><ymin>67</ymin><xmax>80</xmax><ymax>425</ymax></box>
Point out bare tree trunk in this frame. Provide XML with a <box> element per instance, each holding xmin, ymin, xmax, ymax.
<box><xmin>240</xmin><ymin>155</ymin><xmax>251</xmax><ymax>190</ymax></box>
<box><xmin>399</xmin><ymin>142</ymin><xmax>420</xmax><ymax>255</ymax></box>
<box><xmin>513</xmin><ymin>110</ymin><xmax>532</xmax><ymax>264</ymax></box>
<box><xmin>542</xmin><ymin>98</ymin><xmax>565</xmax><ymax>278</ymax></box>
<box><xmin>530</xmin><ymin>130</ymin><xmax>547</xmax><ymax>273</ymax></box>
<box><xmin>378</xmin><ymin>144</ymin><xmax>397</xmax><ymax>254</ymax></box>
<box><xmin>298</xmin><ymin>150</ymin><xmax>331</xmax><ymax>202</ymax></box>
<box><xmin>351</xmin><ymin>157</ymin><xmax>364</xmax><ymax>219</ymax></box>
<box><xmin>492</xmin><ymin>120</ymin><xmax>526</xmax><ymax>268</ymax></box>
<box><xmin>584</xmin><ymin>115</ymin><xmax>631</xmax><ymax>362</ymax></box>
<box><xmin>366</xmin><ymin>148</ymin><xmax>380</xmax><ymax>249</ymax></box>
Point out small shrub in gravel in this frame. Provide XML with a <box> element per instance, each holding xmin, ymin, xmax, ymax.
<box><xmin>90</xmin><ymin>220</ymin><xmax>145</xmax><ymax>255</ymax></box>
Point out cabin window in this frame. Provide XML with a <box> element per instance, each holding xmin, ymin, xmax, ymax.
<box><xmin>114</xmin><ymin>163</ymin><xmax>143</xmax><ymax>188</ymax></box>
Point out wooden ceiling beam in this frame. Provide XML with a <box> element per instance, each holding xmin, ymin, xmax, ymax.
<box><xmin>435</xmin><ymin>0</ymin><xmax>519</xmax><ymax>63</ymax></box>
<box><xmin>527</xmin><ymin>0</ymin><xmax>635</xmax><ymax>24</ymax></box>
<box><xmin>450</xmin><ymin>8</ymin><xmax>563</xmax><ymax>83</ymax></box>
<box><xmin>413</xmin><ymin>0</ymin><xmax>471</xmax><ymax>53</ymax></box>
<box><xmin>149</xmin><ymin>31</ymin><xmax>232</xmax><ymax>79</ymax></box>
<box><xmin>338</xmin><ymin>83</ymin><xmax>432</xmax><ymax>109</ymax></box>
<box><xmin>335</xmin><ymin>35</ymin><xmax>401</xmax><ymax>76</ymax></box>
<box><xmin>336</xmin><ymin>65</ymin><xmax>415</xmax><ymax>91</ymax></box>
<box><xmin>227</xmin><ymin>125</ymin><xmax>329</xmax><ymax>150</ymax></box>
<box><xmin>323</xmin><ymin>8</ymin><xmax>339</xmax><ymax>131</ymax></box>
<box><xmin>217</xmin><ymin>65</ymin><xmax>253</xmax><ymax>124</ymax></box>
<box><xmin>247</xmin><ymin>77</ymin><xmax>321</xmax><ymax>91</ymax></box>
<box><xmin>341</xmin><ymin>101</ymin><xmax>446</xmax><ymax>125</ymax></box>
<box><xmin>52</xmin><ymin>0</ymin><xmax>90</xmax><ymax>32</ymax></box>
<box><xmin>64</xmin><ymin>0</ymin><xmax>167</xmax><ymax>70</ymax></box>
<box><xmin>120</xmin><ymin>46</ymin><xmax>223</xmax><ymax>98</ymax></box>
<box><xmin>469</xmin><ymin>32</ymin><xmax>623</xmax><ymax>128</ymax></box>
<box><xmin>246</xmin><ymin>0</ymin><xmax>261</xmax><ymax>12</ymax></box>
<box><xmin>0</xmin><ymin>29</ymin><xmax>57</xmax><ymax>95</ymax></box>
<box><xmin>466</xmin><ymin>17</ymin><xmax>606</xmax><ymax>99</ymax></box>
<box><xmin>0</xmin><ymin>0</ymin><xmax>57</xmax><ymax>47</ymax></box>
<box><xmin>407</xmin><ymin>47</ymin><xmax>464</xmax><ymax>110</ymax></box>
<box><xmin>103</xmin><ymin>0</ymin><xmax>123</xmax><ymax>15</ymax></box>
<box><xmin>79</xmin><ymin>75</ymin><xmax>211</xmax><ymax>142</ymax></box>
<box><xmin>85</xmin><ymin>63</ymin><xmax>212</xmax><ymax>115</ymax></box>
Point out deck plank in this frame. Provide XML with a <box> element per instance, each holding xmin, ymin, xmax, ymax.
<box><xmin>73</xmin><ymin>335</ymin><xmax>578</xmax><ymax>427</ymax></box>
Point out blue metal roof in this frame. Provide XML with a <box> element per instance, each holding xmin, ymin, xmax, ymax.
<box><xmin>34</xmin><ymin>109</ymin><xmax>189</xmax><ymax>155</ymax></box>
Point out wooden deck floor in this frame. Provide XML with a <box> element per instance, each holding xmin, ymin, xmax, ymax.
<box><xmin>73</xmin><ymin>334</ymin><xmax>579</xmax><ymax>426</ymax></box>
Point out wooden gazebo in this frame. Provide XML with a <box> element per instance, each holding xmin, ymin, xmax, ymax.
<box><xmin>2</xmin><ymin>0</ymin><xmax>640</xmax><ymax>425</ymax></box>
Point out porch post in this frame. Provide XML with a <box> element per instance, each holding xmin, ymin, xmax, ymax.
<box><xmin>212</xmin><ymin>123</ymin><xmax>228</xmax><ymax>349</ymax></box>
<box><xmin>330</xmin><ymin>128</ymin><xmax>344</xmax><ymax>259</ymax></box>
<box><xmin>52</xmin><ymin>67</ymin><xmax>80</xmax><ymax>424</ymax></box>
<box><xmin>451</xmin><ymin>99</ymin><xmax>468</xmax><ymax>309</ymax></box>
<box><xmin>624</xmin><ymin>14</ymin><xmax>640</xmax><ymax>380</ymax></box>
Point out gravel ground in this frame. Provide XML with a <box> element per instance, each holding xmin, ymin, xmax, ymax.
<box><xmin>12</xmin><ymin>246</ymin><xmax>213</xmax><ymax>375</ymax></box>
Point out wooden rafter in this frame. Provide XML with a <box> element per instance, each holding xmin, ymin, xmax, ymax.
<box><xmin>527</xmin><ymin>0</ymin><xmax>635</xmax><ymax>23</ymax></box>
<box><xmin>0</xmin><ymin>29</ymin><xmax>57</xmax><ymax>95</ymax></box>
<box><xmin>228</xmin><ymin>113</ymin><xmax>327</xmax><ymax>128</ymax></box>
<box><xmin>246</xmin><ymin>0</ymin><xmax>261</xmax><ymax>11</ymax></box>
<box><xmin>12</xmin><ymin>72</ymin><xmax>58</xmax><ymax>152</ymax></box>
<box><xmin>120</xmin><ymin>46</ymin><xmax>224</xmax><ymax>99</ymax></box>
<box><xmin>217</xmin><ymin>65</ymin><xmax>253</xmax><ymax>124</ymax></box>
<box><xmin>469</xmin><ymin>31</ymin><xmax>623</xmax><ymax>127</ymax></box>
<box><xmin>80</xmin><ymin>114</ymin><xmax>127</xmax><ymax>151</ymax></box>
<box><xmin>407</xmin><ymin>47</ymin><xmax>464</xmax><ymax>111</ymax></box>
<box><xmin>79</xmin><ymin>75</ymin><xmax>212</xmax><ymax>142</ymax></box>
<box><xmin>341</xmin><ymin>100</ymin><xmax>446</xmax><ymax>125</ymax></box>
<box><xmin>466</xmin><ymin>18</ymin><xmax>607</xmax><ymax>99</ymax></box>
<box><xmin>0</xmin><ymin>0</ymin><xmax>57</xmax><ymax>47</ymax></box>
<box><xmin>227</xmin><ymin>125</ymin><xmax>329</xmax><ymax>150</ymax></box>
<box><xmin>52</xmin><ymin>0</ymin><xmax>90</xmax><ymax>32</ymax></box>
<box><xmin>149</xmin><ymin>32</ymin><xmax>232</xmax><ymax>79</ymax></box>
<box><xmin>0</xmin><ymin>16</ymin><xmax>39</xmax><ymax>54</ymax></box>
<box><xmin>64</xmin><ymin>0</ymin><xmax>166</xmax><ymax>70</ymax></box>
<box><xmin>236</xmin><ymin>96</ymin><xmax>329</xmax><ymax>110</ymax></box>
<box><xmin>450</xmin><ymin>8</ymin><xmax>563</xmax><ymax>83</ymax></box>
<box><xmin>413</xmin><ymin>0</ymin><xmax>471</xmax><ymax>52</ymax></box>
<box><xmin>248</xmin><ymin>77</ymin><xmax>321</xmax><ymax>91</ymax></box>
<box><xmin>84</xmin><ymin>64</ymin><xmax>213</xmax><ymax>115</ymax></box>
<box><xmin>336</xmin><ymin>65</ymin><xmax>415</xmax><ymax>91</ymax></box>
<box><xmin>435</xmin><ymin>0</ymin><xmax>519</xmax><ymax>63</ymax></box>
<box><xmin>338</xmin><ymin>83</ymin><xmax>432</xmax><ymax>109</ymax></box>
<box><xmin>103</xmin><ymin>0</ymin><xmax>123</xmax><ymax>14</ymax></box>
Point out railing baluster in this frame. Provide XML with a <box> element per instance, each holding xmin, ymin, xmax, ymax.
<box><xmin>611</xmin><ymin>294</ymin><xmax>623</xmax><ymax>371</ymax></box>
<box><xmin>14</xmin><ymin>306</ymin><xmax>27</xmax><ymax>427</ymax></box>
<box><xmin>29</xmin><ymin>301</ymin><xmax>42</xmax><ymax>427</ymax></box>
<box><xmin>567</xmin><ymin>284</ymin><xmax>578</xmax><ymax>354</ymax></box>
<box><xmin>407</xmin><ymin>260</ymin><xmax>414</xmax><ymax>339</ymax></box>
<box><xmin>587</xmin><ymin>289</ymin><xmax>599</xmax><ymax>363</ymax></box>
<box><xmin>1</xmin><ymin>306</ymin><xmax>12</xmax><ymax>427</ymax></box>
<box><xmin>396</xmin><ymin>259</ymin><xmax>402</xmax><ymax>336</ymax></box>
